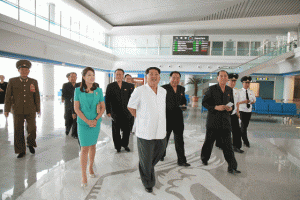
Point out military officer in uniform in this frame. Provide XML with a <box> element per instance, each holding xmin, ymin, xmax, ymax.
<box><xmin>228</xmin><ymin>73</ymin><xmax>244</xmax><ymax>153</ymax></box>
<box><xmin>4</xmin><ymin>60</ymin><xmax>40</xmax><ymax>158</ymax></box>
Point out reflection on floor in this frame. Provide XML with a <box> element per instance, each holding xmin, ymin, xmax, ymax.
<box><xmin>0</xmin><ymin>101</ymin><xmax>300</xmax><ymax>200</ymax></box>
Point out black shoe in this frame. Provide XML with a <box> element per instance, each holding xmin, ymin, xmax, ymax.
<box><xmin>72</xmin><ymin>135</ymin><xmax>78</xmax><ymax>139</ymax></box>
<box><xmin>124</xmin><ymin>147</ymin><xmax>130</xmax><ymax>152</ymax></box>
<box><xmin>160</xmin><ymin>157</ymin><xmax>164</xmax><ymax>161</ymax></box>
<box><xmin>202</xmin><ymin>160</ymin><xmax>208</xmax><ymax>166</ymax></box>
<box><xmin>245</xmin><ymin>144</ymin><xmax>250</xmax><ymax>148</ymax></box>
<box><xmin>65</xmin><ymin>131</ymin><xmax>69</xmax><ymax>136</ymax></box>
<box><xmin>178</xmin><ymin>162</ymin><xmax>191</xmax><ymax>167</ymax></box>
<box><xmin>17</xmin><ymin>152</ymin><xmax>26</xmax><ymax>158</ymax></box>
<box><xmin>145</xmin><ymin>187</ymin><xmax>153</xmax><ymax>193</ymax></box>
<box><xmin>28</xmin><ymin>146</ymin><xmax>35</xmax><ymax>154</ymax></box>
<box><xmin>228</xmin><ymin>169</ymin><xmax>241</xmax><ymax>174</ymax></box>
<box><xmin>117</xmin><ymin>149</ymin><xmax>121</xmax><ymax>153</ymax></box>
<box><xmin>233</xmin><ymin>147</ymin><xmax>244</xmax><ymax>153</ymax></box>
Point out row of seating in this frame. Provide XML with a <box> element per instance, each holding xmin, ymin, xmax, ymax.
<box><xmin>253</xmin><ymin>98</ymin><xmax>298</xmax><ymax>116</ymax></box>
<box><xmin>201</xmin><ymin>97</ymin><xmax>299</xmax><ymax>117</ymax></box>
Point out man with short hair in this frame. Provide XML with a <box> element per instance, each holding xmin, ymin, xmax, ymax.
<box><xmin>128</xmin><ymin>67</ymin><xmax>167</xmax><ymax>193</ymax></box>
<box><xmin>4</xmin><ymin>60</ymin><xmax>40</xmax><ymax>158</ymax></box>
<box><xmin>201</xmin><ymin>70</ymin><xmax>241</xmax><ymax>174</ymax></box>
<box><xmin>124</xmin><ymin>74</ymin><xmax>135</xmax><ymax>133</ymax></box>
<box><xmin>105</xmin><ymin>69</ymin><xmax>134</xmax><ymax>152</ymax></box>
<box><xmin>0</xmin><ymin>75</ymin><xmax>8</xmax><ymax>111</ymax></box>
<box><xmin>238</xmin><ymin>76</ymin><xmax>256</xmax><ymax>148</ymax></box>
<box><xmin>228</xmin><ymin>73</ymin><xmax>244</xmax><ymax>153</ymax></box>
<box><xmin>160</xmin><ymin>71</ymin><xmax>190</xmax><ymax>166</ymax></box>
<box><xmin>61</xmin><ymin>72</ymin><xmax>78</xmax><ymax>137</ymax></box>
<box><xmin>125</xmin><ymin>74</ymin><xmax>134</xmax><ymax>84</ymax></box>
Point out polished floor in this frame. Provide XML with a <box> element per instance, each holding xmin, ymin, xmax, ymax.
<box><xmin>0</xmin><ymin>101</ymin><xmax>300</xmax><ymax>200</ymax></box>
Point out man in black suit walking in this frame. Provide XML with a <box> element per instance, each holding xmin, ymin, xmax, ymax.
<box><xmin>105</xmin><ymin>69</ymin><xmax>134</xmax><ymax>152</ymax></box>
<box><xmin>62</xmin><ymin>72</ymin><xmax>77</xmax><ymax>137</ymax></box>
<box><xmin>201</xmin><ymin>70</ymin><xmax>241</xmax><ymax>174</ymax></box>
<box><xmin>161</xmin><ymin>71</ymin><xmax>190</xmax><ymax>166</ymax></box>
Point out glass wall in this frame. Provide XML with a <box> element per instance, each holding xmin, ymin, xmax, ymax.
<box><xmin>237</xmin><ymin>42</ymin><xmax>250</xmax><ymax>56</ymax></box>
<box><xmin>211</xmin><ymin>41</ymin><xmax>223</xmax><ymax>56</ymax></box>
<box><xmin>0</xmin><ymin>0</ymin><xmax>110</xmax><ymax>53</ymax></box>
<box><xmin>224</xmin><ymin>41</ymin><xmax>236</xmax><ymax>56</ymax></box>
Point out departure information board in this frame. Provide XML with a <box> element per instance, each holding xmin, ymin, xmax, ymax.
<box><xmin>173</xmin><ymin>36</ymin><xmax>210</xmax><ymax>55</ymax></box>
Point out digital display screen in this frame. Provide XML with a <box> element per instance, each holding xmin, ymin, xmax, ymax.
<box><xmin>173</xmin><ymin>36</ymin><xmax>210</xmax><ymax>55</ymax></box>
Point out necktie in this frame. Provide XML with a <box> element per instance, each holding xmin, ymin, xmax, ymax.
<box><xmin>246</xmin><ymin>90</ymin><xmax>250</xmax><ymax>108</ymax></box>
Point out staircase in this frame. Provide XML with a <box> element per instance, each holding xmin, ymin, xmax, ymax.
<box><xmin>186</xmin><ymin>44</ymin><xmax>295</xmax><ymax>97</ymax></box>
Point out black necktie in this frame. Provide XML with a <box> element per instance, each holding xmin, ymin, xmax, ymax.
<box><xmin>246</xmin><ymin>90</ymin><xmax>250</xmax><ymax>108</ymax></box>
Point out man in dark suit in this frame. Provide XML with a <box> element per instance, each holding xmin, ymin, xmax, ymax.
<box><xmin>61</xmin><ymin>72</ymin><xmax>77</xmax><ymax>137</ymax></box>
<box><xmin>161</xmin><ymin>71</ymin><xmax>190</xmax><ymax>166</ymax></box>
<box><xmin>4</xmin><ymin>60</ymin><xmax>40</xmax><ymax>158</ymax></box>
<box><xmin>106</xmin><ymin>69</ymin><xmax>134</xmax><ymax>152</ymax></box>
<box><xmin>201</xmin><ymin>70</ymin><xmax>241</xmax><ymax>174</ymax></box>
<box><xmin>125</xmin><ymin>74</ymin><xmax>135</xmax><ymax>133</ymax></box>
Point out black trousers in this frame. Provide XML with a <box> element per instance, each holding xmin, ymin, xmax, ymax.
<box><xmin>240</xmin><ymin>112</ymin><xmax>252</xmax><ymax>146</ymax></box>
<box><xmin>162</xmin><ymin>125</ymin><xmax>187</xmax><ymax>164</ymax></box>
<box><xmin>64</xmin><ymin>109</ymin><xmax>73</xmax><ymax>135</ymax></box>
<box><xmin>71</xmin><ymin>117</ymin><xmax>78</xmax><ymax>138</ymax></box>
<box><xmin>201</xmin><ymin>129</ymin><xmax>237</xmax><ymax>170</ymax></box>
<box><xmin>129</xmin><ymin>116</ymin><xmax>134</xmax><ymax>132</ymax></box>
<box><xmin>112</xmin><ymin>117</ymin><xmax>131</xmax><ymax>150</ymax></box>
<box><xmin>137</xmin><ymin>137</ymin><xmax>166</xmax><ymax>188</ymax></box>
<box><xmin>231</xmin><ymin>114</ymin><xmax>242</xmax><ymax>149</ymax></box>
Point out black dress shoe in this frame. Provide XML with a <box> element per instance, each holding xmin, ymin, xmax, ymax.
<box><xmin>117</xmin><ymin>149</ymin><xmax>121</xmax><ymax>153</ymax></box>
<box><xmin>145</xmin><ymin>187</ymin><xmax>153</xmax><ymax>193</ymax></box>
<box><xmin>178</xmin><ymin>162</ymin><xmax>191</xmax><ymax>167</ymax></box>
<box><xmin>228</xmin><ymin>169</ymin><xmax>241</xmax><ymax>174</ymax></box>
<box><xmin>245</xmin><ymin>143</ymin><xmax>250</xmax><ymax>148</ymax></box>
<box><xmin>160</xmin><ymin>157</ymin><xmax>164</xmax><ymax>161</ymax></box>
<box><xmin>233</xmin><ymin>147</ymin><xmax>244</xmax><ymax>153</ymax></box>
<box><xmin>202</xmin><ymin>160</ymin><xmax>208</xmax><ymax>166</ymax></box>
<box><xmin>124</xmin><ymin>147</ymin><xmax>130</xmax><ymax>152</ymax></box>
<box><xmin>17</xmin><ymin>152</ymin><xmax>26</xmax><ymax>158</ymax></box>
<box><xmin>28</xmin><ymin>146</ymin><xmax>35</xmax><ymax>154</ymax></box>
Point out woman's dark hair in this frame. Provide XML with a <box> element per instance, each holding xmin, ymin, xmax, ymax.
<box><xmin>146</xmin><ymin>67</ymin><xmax>160</xmax><ymax>75</ymax></box>
<box><xmin>80</xmin><ymin>67</ymin><xmax>97</xmax><ymax>93</ymax></box>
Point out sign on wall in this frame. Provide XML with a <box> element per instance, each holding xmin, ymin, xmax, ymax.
<box><xmin>173</xmin><ymin>36</ymin><xmax>210</xmax><ymax>55</ymax></box>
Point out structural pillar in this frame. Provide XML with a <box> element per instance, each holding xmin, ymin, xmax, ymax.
<box><xmin>283</xmin><ymin>76</ymin><xmax>295</xmax><ymax>103</ymax></box>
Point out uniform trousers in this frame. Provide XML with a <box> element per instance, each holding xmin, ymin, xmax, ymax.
<box><xmin>231</xmin><ymin>114</ymin><xmax>242</xmax><ymax>149</ymax></box>
<box><xmin>137</xmin><ymin>137</ymin><xmax>166</xmax><ymax>188</ymax></box>
<box><xmin>240</xmin><ymin>111</ymin><xmax>252</xmax><ymax>146</ymax></box>
<box><xmin>112</xmin><ymin>116</ymin><xmax>131</xmax><ymax>150</ymax></box>
<box><xmin>162</xmin><ymin>125</ymin><xmax>187</xmax><ymax>164</ymax></box>
<box><xmin>13</xmin><ymin>113</ymin><xmax>37</xmax><ymax>154</ymax></box>
<box><xmin>201</xmin><ymin>129</ymin><xmax>237</xmax><ymax>170</ymax></box>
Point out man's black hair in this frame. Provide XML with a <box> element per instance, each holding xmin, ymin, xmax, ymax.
<box><xmin>170</xmin><ymin>71</ymin><xmax>181</xmax><ymax>77</ymax></box>
<box><xmin>217</xmin><ymin>70</ymin><xmax>228</xmax><ymax>76</ymax></box>
<box><xmin>115</xmin><ymin>68</ymin><xmax>125</xmax><ymax>74</ymax></box>
<box><xmin>146</xmin><ymin>67</ymin><xmax>161</xmax><ymax>75</ymax></box>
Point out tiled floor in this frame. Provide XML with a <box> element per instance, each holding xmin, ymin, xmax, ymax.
<box><xmin>1</xmin><ymin>101</ymin><xmax>300</xmax><ymax>200</ymax></box>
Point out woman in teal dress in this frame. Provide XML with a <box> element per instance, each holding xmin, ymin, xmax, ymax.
<box><xmin>74</xmin><ymin>67</ymin><xmax>105</xmax><ymax>187</ymax></box>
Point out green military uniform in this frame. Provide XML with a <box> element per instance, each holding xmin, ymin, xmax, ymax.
<box><xmin>4</xmin><ymin>60</ymin><xmax>40</xmax><ymax>154</ymax></box>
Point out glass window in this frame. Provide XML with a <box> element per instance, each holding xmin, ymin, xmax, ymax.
<box><xmin>224</xmin><ymin>41</ymin><xmax>236</xmax><ymax>56</ymax></box>
<box><xmin>70</xmin><ymin>17</ymin><xmax>80</xmax><ymax>42</ymax></box>
<box><xmin>0</xmin><ymin>0</ymin><xmax>18</xmax><ymax>20</ymax></box>
<box><xmin>211</xmin><ymin>41</ymin><xmax>223</xmax><ymax>56</ymax></box>
<box><xmin>237</xmin><ymin>42</ymin><xmax>250</xmax><ymax>56</ymax></box>
<box><xmin>36</xmin><ymin>0</ymin><xmax>49</xmax><ymax>31</ymax></box>
<box><xmin>19</xmin><ymin>0</ymin><xmax>35</xmax><ymax>26</ymax></box>
<box><xmin>49</xmin><ymin>3</ymin><xmax>61</xmax><ymax>35</ymax></box>
<box><xmin>61</xmin><ymin>12</ymin><xmax>70</xmax><ymax>39</ymax></box>
<box><xmin>250</xmin><ymin>42</ymin><xmax>261</xmax><ymax>56</ymax></box>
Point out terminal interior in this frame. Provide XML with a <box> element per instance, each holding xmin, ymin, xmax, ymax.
<box><xmin>0</xmin><ymin>0</ymin><xmax>300</xmax><ymax>199</ymax></box>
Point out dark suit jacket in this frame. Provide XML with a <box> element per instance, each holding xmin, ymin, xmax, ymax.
<box><xmin>0</xmin><ymin>82</ymin><xmax>8</xmax><ymax>104</ymax></box>
<box><xmin>162</xmin><ymin>84</ymin><xmax>186</xmax><ymax>129</ymax></box>
<box><xmin>202</xmin><ymin>84</ymin><xmax>234</xmax><ymax>131</ymax></box>
<box><xmin>62</xmin><ymin>82</ymin><xmax>76</xmax><ymax>111</ymax></box>
<box><xmin>105</xmin><ymin>81</ymin><xmax>134</xmax><ymax>120</ymax></box>
<box><xmin>4</xmin><ymin>77</ymin><xmax>40</xmax><ymax>114</ymax></box>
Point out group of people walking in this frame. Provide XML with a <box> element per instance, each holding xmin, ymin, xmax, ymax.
<box><xmin>3</xmin><ymin>59</ymin><xmax>256</xmax><ymax>193</ymax></box>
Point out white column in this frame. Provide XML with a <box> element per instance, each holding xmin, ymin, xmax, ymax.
<box><xmin>283</xmin><ymin>76</ymin><xmax>295</xmax><ymax>103</ymax></box>
<box><xmin>42</xmin><ymin>64</ymin><xmax>55</xmax><ymax>100</ymax></box>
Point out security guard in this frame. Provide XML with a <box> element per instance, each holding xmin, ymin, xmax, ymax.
<box><xmin>4</xmin><ymin>60</ymin><xmax>40</xmax><ymax>158</ymax></box>
<box><xmin>238</xmin><ymin>76</ymin><xmax>256</xmax><ymax>148</ymax></box>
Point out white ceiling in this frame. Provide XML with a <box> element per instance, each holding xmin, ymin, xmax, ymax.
<box><xmin>75</xmin><ymin>0</ymin><xmax>300</xmax><ymax>26</ymax></box>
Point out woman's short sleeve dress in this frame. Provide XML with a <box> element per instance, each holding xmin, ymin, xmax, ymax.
<box><xmin>74</xmin><ymin>87</ymin><xmax>104</xmax><ymax>146</ymax></box>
